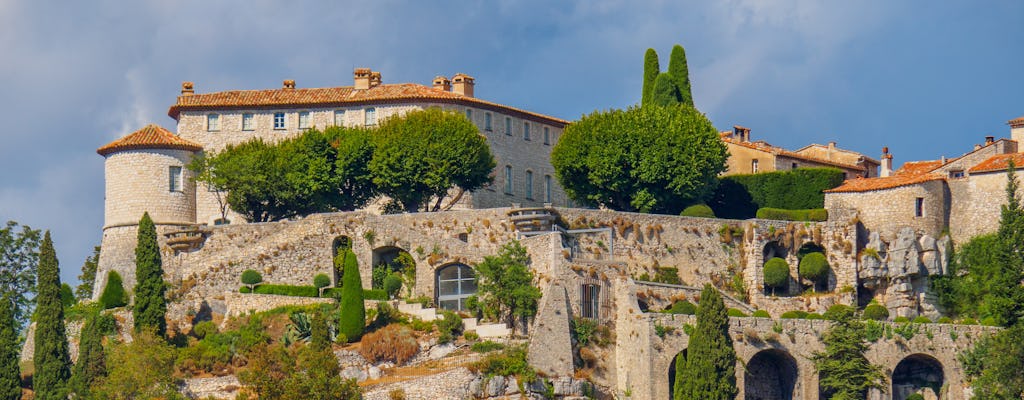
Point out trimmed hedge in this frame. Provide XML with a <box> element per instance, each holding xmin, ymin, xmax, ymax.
<box><xmin>799</xmin><ymin>252</ymin><xmax>830</xmax><ymax>285</ymax></box>
<box><xmin>240</xmin><ymin>284</ymin><xmax>319</xmax><ymax>297</ymax></box>
<box><xmin>727</xmin><ymin>308</ymin><xmax>748</xmax><ymax>317</ymax></box>
<box><xmin>709</xmin><ymin>167</ymin><xmax>845</xmax><ymax>219</ymax></box>
<box><xmin>755</xmin><ymin>208</ymin><xmax>828</xmax><ymax>222</ymax></box>
<box><xmin>666</xmin><ymin>300</ymin><xmax>696</xmax><ymax>315</ymax></box>
<box><xmin>680</xmin><ymin>204</ymin><xmax>715</xmax><ymax>218</ymax></box>
<box><xmin>780</xmin><ymin>310</ymin><xmax>808</xmax><ymax>319</ymax></box>
<box><xmin>241</xmin><ymin>269</ymin><xmax>262</xmax><ymax>286</ymax></box>
<box><xmin>763</xmin><ymin>258</ymin><xmax>790</xmax><ymax>291</ymax></box>
<box><xmin>752</xmin><ymin>310</ymin><xmax>770</xmax><ymax>318</ymax></box>
<box><xmin>313</xmin><ymin>274</ymin><xmax>331</xmax><ymax>289</ymax></box>
<box><xmin>912</xmin><ymin>316</ymin><xmax>931</xmax><ymax>324</ymax></box>
<box><xmin>862</xmin><ymin>303</ymin><xmax>889</xmax><ymax>321</ymax></box>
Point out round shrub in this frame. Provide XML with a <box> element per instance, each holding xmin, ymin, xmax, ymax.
<box><xmin>862</xmin><ymin>303</ymin><xmax>889</xmax><ymax>321</ymax></box>
<box><xmin>823</xmin><ymin>304</ymin><xmax>855</xmax><ymax>321</ymax></box>
<box><xmin>680</xmin><ymin>204</ymin><xmax>715</xmax><ymax>218</ymax></box>
<box><xmin>241</xmin><ymin>269</ymin><xmax>263</xmax><ymax>289</ymax></box>
<box><xmin>780</xmin><ymin>310</ymin><xmax>807</xmax><ymax>319</ymax></box>
<box><xmin>981</xmin><ymin>317</ymin><xmax>998</xmax><ymax>326</ymax></box>
<box><xmin>383</xmin><ymin>273</ymin><xmax>403</xmax><ymax>299</ymax></box>
<box><xmin>667</xmin><ymin>300</ymin><xmax>696</xmax><ymax>315</ymax></box>
<box><xmin>752</xmin><ymin>310</ymin><xmax>771</xmax><ymax>318</ymax></box>
<box><xmin>192</xmin><ymin>320</ymin><xmax>218</xmax><ymax>339</ymax></box>
<box><xmin>906</xmin><ymin>394</ymin><xmax>925</xmax><ymax>400</ymax></box>
<box><xmin>798</xmin><ymin>252</ymin><xmax>830</xmax><ymax>285</ymax></box>
<box><xmin>805</xmin><ymin>313</ymin><xmax>824</xmax><ymax>320</ymax></box>
<box><xmin>912</xmin><ymin>316</ymin><xmax>931</xmax><ymax>324</ymax></box>
<box><xmin>763</xmin><ymin>257</ymin><xmax>790</xmax><ymax>292</ymax></box>
<box><xmin>937</xmin><ymin>317</ymin><xmax>953</xmax><ymax>324</ymax></box>
<box><xmin>893</xmin><ymin>316</ymin><xmax>910</xmax><ymax>323</ymax></box>
<box><xmin>727</xmin><ymin>308</ymin><xmax>748</xmax><ymax>317</ymax></box>
<box><xmin>959</xmin><ymin>317</ymin><xmax>978</xmax><ymax>325</ymax></box>
<box><xmin>313</xmin><ymin>273</ymin><xmax>331</xmax><ymax>289</ymax></box>
<box><xmin>99</xmin><ymin>271</ymin><xmax>128</xmax><ymax>309</ymax></box>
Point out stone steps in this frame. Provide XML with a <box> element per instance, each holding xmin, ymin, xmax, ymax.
<box><xmin>398</xmin><ymin>301</ymin><xmax>511</xmax><ymax>338</ymax></box>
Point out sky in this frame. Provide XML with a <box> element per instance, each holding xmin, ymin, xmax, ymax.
<box><xmin>0</xmin><ymin>1</ymin><xmax>1022</xmax><ymax>286</ymax></box>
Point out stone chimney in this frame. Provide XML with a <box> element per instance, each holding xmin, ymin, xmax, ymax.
<box><xmin>283</xmin><ymin>79</ymin><xmax>296</xmax><ymax>90</ymax></box>
<box><xmin>880</xmin><ymin>147</ymin><xmax>893</xmax><ymax>177</ymax></box>
<box><xmin>732</xmin><ymin>126</ymin><xmax>751</xmax><ymax>142</ymax></box>
<box><xmin>181</xmin><ymin>81</ymin><xmax>194</xmax><ymax>95</ymax></box>
<box><xmin>1010</xmin><ymin>116</ymin><xmax>1024</xmax><ymax>143</ymax></box>
<box><xmin>985</xmin><ymin>136</ymin><xmax>995</xmax><ymax>145</ymax></box>
<box><xmin>432</xmin><ymin>76</ymin><xmax>451</xmax><ymax>91</ymax></box>
<box><xmin>452</xmin><ymin>73</ymin><xmax>475</xmax><ymax>97</ymax></box>
<box><xmin>354</xmin><ymin>68</ymin><xmax>372</xmax><ymax>90</ymax></box>
<box><xmin>370</xmin><ymin>71</ymin><xmax>382</xmax><ymax>88</ymax></box>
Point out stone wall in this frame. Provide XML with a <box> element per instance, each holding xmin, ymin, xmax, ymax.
<box><xmin>825</xmin><ymin>179</ymin><xmax>949</xmax><ymax>240</ymax></box>
<box><xmin>222</xmin><ymin>292</ymin><xmax>335</xmax><ymax>320</ymax></box>
<box><xmin>947</xmin><ymin>170</ymin><xmax>1024</xmax><ymax>245</ymax></box>
<box><xmin>103</xmin><ymin>148</ymin><xmax>196</xmax><ymax>228</ymax></box>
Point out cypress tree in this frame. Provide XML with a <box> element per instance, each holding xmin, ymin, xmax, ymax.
<box><xmin>0</xmin><ymin>295</ymin><xmax>20</xmax><ymax>400</ymax></box>
<box><xmin>336</xmin><ymin>249</ymin><xmax>365</xmax><ymax>342</ymax></box>
<box><xmin>652</xmin><ymin>73</ymin><xmax>681</xmax><ymax>107</ymax></box>
<box><xmin>133</xmin><ymin>212</ymin><xmax>167</xmax><ymax>337</ymax></box>
<box><xmin>310</xmin><ymin>310</ymin><xmax>330</xmax><ymax>351</ymax></box>
<box><xmin>69</xmin><ymin>312</ymin><xmax>106</xmax><ymax>398</ymax></box>
<box><xmin>667</xmin><ymin>44</ymin><xmax>694</xmax><ymax>106</ymax></box>
<box><xmin>989</xmin><ymin>160</ymin><xmax>1024</xmax><ymax>326</ymax></box>
<box><xmin>677</xmin><ymin>284</ymin><xmax>736</xmax><ymax>400</ymax></box>
<box><xmin>641</xmin><ymin>48</ymin><xmax>660</xmax><ymax>105</ymax></box>
<box><xmin>33</xmin><ymin>231</ymin><xmax>71</xmax><ymax>399</ymax></box>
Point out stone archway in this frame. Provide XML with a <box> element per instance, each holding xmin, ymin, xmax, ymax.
<box><xmin>763</xmin><ymin>240</ymin><xmax>788</xmax><ymax>260</ymax></box>
<box><xmin>331</xmin><ymin>236</ymin><xmax>353</xmax><ymax>282</ymax></box>
<box><xmin>744</xmin><ymin>349</ymin><xmax>798</xmax><ymax>400</ymax></box>
<box><xmin>667</xmin><ymin>349</ymin><xmax>687</xmax><ymax>400</ymax></box>
<box><xmin>371</xmin><ymin>246</ymin><xmax>415</xmax><ymax>293</ymax></box>
<box><xmin>892</xmin><ymin>353</ymin><xmax>944</xmax><ymax>400</ymax></box>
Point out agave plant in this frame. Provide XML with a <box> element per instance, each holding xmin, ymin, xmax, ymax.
<box><xmin>282</xmin><ymin>312</ymin><xmax>312</xmax><ymax>346</ymax></box>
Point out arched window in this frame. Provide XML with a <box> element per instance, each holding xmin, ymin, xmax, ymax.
<box><xmin>436</xmin><ymin>264</ymin><xmax>476</xmax><ymax>311</ymax></box>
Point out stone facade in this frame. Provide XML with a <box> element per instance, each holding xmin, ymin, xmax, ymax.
<box><xmin>826</xmin><ymin>179</ymin><xmax>949</xmax><ymax>240</ymax></box>
<box><xmin>102</xmin><ymin>148</ymin><xmax>196</xmax><ymax>228</ymax></box>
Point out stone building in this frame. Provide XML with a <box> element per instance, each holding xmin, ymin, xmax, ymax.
<box><xmin>720</xmin><ymin>125</ymin><xmax>880</xmax><ymax>178</ymax></box>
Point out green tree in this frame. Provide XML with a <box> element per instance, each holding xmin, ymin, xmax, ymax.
<box><xmin>763</xmin><ymin>257</ymin><xmax>789</xmax><ymax>295</ymax></box>
<box><xmin>812</xmin><ymin>305</ymin><xmax>886</xmax><ymax>399</ymax></box>
<box><xmin>551</xmin><ymin>104</ymin><xmax>727</xmax><ymax>214</ymax></box>
<box><xmin>337</xmin><ymin>249</ymin><xmax>365</xmax><ymax>342</ymax></box>
<box><xmin>75</xmin><ymin>245</ymin><xmax>100</xmax><ymax>301</ymax></box>
<box><xmin>90</xmin><ymin>329</ymin><xmax>183</xmax><ymax>400</ymax></box>
<box><xmin>799</xmin><ymin>252</ymin><xmax>830</xmax><ymax>292</ymax></box>
<box><xmin>69</xmin><ymin>312</ymin><xmax>107</xmax><ymax>399</ymax></box>
<box><xmin>239</xmin><ymin>342</ymin><xmax>360</xmax><ymax>400</ymax></box>
<box><xmin>0</xmin><ymin>295</ymin><xmax>20</xmax><ymax>400</ymax></box>
<box><xmin>98</xmin><ymin>271</ymin><xmax>127</xmax><ymax>309</ymax></box>
<box><xmin>675</xmin><ymin>284</ymin><xmax>737</xmax><ymax>400</ymax></box>
<box><xmin>133</xmin><ymin>213</ymin><xmax>167</xmax><ymax>337</ymax></box>
<box><xmin>369</xmin><ymin>108</ymin><xmax>495</xmax><ymax>212</ymax></box>
<box><xmin>59</xmin><ymin>283</ymin><xmax>74</xmax><ymax>308</ymax></box>
<box><xmin>641</xmin><ymin>48</ymin><xmax>660</xmax><ymax>105</ymax></box>
<box><xmin>0</xmin><ymin>221</ymin><xmax>41</xmax><ymax>329</ymax></box>
<box><xmin>651</xmin><ymin>73</ymin><xmax>680</xmax><ymax>106</ymax></box>
<box><xmin>310</xmin><ymin>310</ymin><xmax>330</xmax><ymax>351</ymax></box>
<box><xmin>962</xmin><ymin>324</ymin><xmax>1024</xmax><ymax>398</ymax></box>
<box><xmin>667</xmin><ymin>44</ymin><xmax>694</xmax><ymax>106</ymax></box>
<box><xmin>33</xmin><ymin>231</ymin><xmax>71</xmax><ymax>399</ymax></box>
<box><xmin>475</xmin><ymin>241</ymin><xmax>542</xmax><ymax>334</ymax></box>
<box><xmin>327</xmin><ymin>126</ymin><xmax>378</xmax><ymax>211</ymax></box>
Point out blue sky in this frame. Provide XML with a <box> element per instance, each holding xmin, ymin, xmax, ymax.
<box><xmin>0</xmin><ymin>1</ymin><xmax>1022</xmax><ymax>285</ymax></box>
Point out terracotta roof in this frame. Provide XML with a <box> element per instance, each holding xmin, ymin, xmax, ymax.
<box><xmin>722</xmin><ymin>138</ymin><xmax>867</xmax><ymax>171</ymax></box>
<box><xmin>168</xmin><ymin>83</ymin><xmax>569</xmax><ymax>126</ymax></box>
<box><xmin>968</xmin><ymin>153</ymin><xmax>1024</xmax><ymax>173</ymax></box>
<box><xmin>893</xmin><ymin>160</ymin><xmax>945</xmax><ymax>176</ymax></box>
<box><xmin>825</xmin><ymin>172</ymin><xmax>944</xmax><ymax>193</ymax></box>
<box><xmin>97</xmin><ymin>124</ymin><xmax>203</xmax><ymax>156</ymax></box>
<box><xmin>1010</xmin><ymin>116</ymin><xmax>1024</xmax><ymax>127</ymax></box>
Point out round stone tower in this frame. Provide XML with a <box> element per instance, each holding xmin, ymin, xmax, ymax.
<box><xmin>93</xmin><ymin>124</ymin><xmax>202</xmax><ymax>299</ymax></box>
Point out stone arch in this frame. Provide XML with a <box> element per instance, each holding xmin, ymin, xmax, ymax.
<box><xmin>892</xmin><ymin>353</ymin><xmax>944</xmax><ymax>400</ymax></box>
<box><xmin>667</xmin><ymin>348</ymin><xmax>687</xmax><ymax>400</ymax></box>
<box><xmin>744</xmin><ymin>349</ymin><xmax>798</xmax><ymax>400</ymax></box>
<box><xmin>371</xmin><ymin>246</ymin><xmax>415</xmax><ymax>291</ymax></box>
<box><xmin>763</xmin><ymin>240</ymin><xmax>788</xmax><ymax>260</ymax></box>
<box><xmin>435</xmin><ymin>263</ymin><xmax>476</xmax><ymax>311</ymax></box>
<box><xmin>331</xmin><ymin>236</ymin><xmax>354</xmax><ymax>282</ymax></box>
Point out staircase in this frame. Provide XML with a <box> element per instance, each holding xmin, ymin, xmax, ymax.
<box><xmin>398</xmin><ymin>301</ymin><xmax>511</xmax><ymax>338</ymax></box>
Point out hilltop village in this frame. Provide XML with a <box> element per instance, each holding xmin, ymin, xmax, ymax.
<box><xmin>16</xmin><ymin>49</ymin><xmax>1024</xmax><ymax>400</ymax></box>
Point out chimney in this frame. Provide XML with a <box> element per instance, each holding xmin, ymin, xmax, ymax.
<box><xmin>354</xmin><ymin>68</ymin><xmax>372</xmax><ymax>90</ymax></box>
<box><xmin>451</xmin><ymin>73</ymin><xmax>475</xmax><ymax>97</ymax></box>
<box><xmin>975</xmin><ymin>144</ymin><xmax>983</xmax><ymax>151</ymax></box>
<box><xmin>986</xmin><ymin>136</ymin><xmax>995</xmax><ymax>145</ymax></box>
<box><xmin>283</xmin><ymin>79</ymin><xmax>296</xmax><ymax>90</ymax></box>
<box><xmin>828</xmin><ymin>141</ymin><xmax>837</xmax><ymax>160</ymax></box>
<box><xmin>1011</xmin><ymin>116</ymin><xmax>1024</xmax><ymax>144</ymax></box>
<box><xmin>370</xmin><ymin>71</ymin><xmax>382</xmax><ymax>88</ymax></box>
<box><xmin>733</xmin><ymin>125</ymin><xmax>751</xmax><ymax>142</ymax></box>
<box><xmin>181</xmin><ymin>81</ymin><xmax>194</xmax><ymax>95</ymax></box>
<box><xmin>432</xmin><ymin>76</ymin><xmax>451</xmax><ymax>91</ymax></box>
<box><xmin>880</xmin><ymin>146</ymin><xmax>893</xmax><ymax>177</ymax></box>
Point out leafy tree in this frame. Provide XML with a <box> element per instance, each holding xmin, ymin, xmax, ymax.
<box><xmin>799</xmin><ymin>252</ymin><xmax>830</xmax><ymax>291</ymax></box>
<box><xmin>641</xmin><ymin>48</ymin><xmax>660</xmax><ymax>105</ymax></box>
<box><xmin>551</xmin><ymin>104</ymin><xmax>727</xmax><ymax>214</ymax></box>
<box><xmin>676</xmin><ymin>284</ymin><xmax>736</xmax><ymax>400</ymax></box>
<box><xmin>651</xmin><ymin>73</ymin><xmax>680</xmax><ymax>106</ymax></box>
<box><xmin>0</xmin><ymin>221</ymin><xmax>41</xmax><ymax>329</ymax></box>
<box><xmin>76</xmin><ymin>245</ymin><xmax>100</xmax><ymax>301</ymax></box>
<box><xmin>69</xmin><ymin>312</ymin><xmax>107</xmax><ymax>398</ymax></box>
<box><xmin>812</xmin><ymin>305</ymin><xmax>886</xmax><ymax>399</ymax></box>
<box><xmin>59</xmin><ymin>283</ymin><xmax>74</xmax><ymax>308</ymax></box>
<box><xmin>90</xmin><ymin>329</ymin><xmax>183</xmax><ymax>400</ymax></box>
<box><xmin>667</xmin><ymin>44</ymin><xmax>694</xmax><ymax>106</ymax></box>
<box><xmin>133</xmin><ymin>212</ymin><xmax>167</xmax><ymax>337</ymax></box>
<box><xmin>98</xmin><ymin>271</ymin><xmax>127</xmax><ymax>309</ymax></box>
<box><xmin>763</xmin><ymin>257</ymin><xmax>789</xmax><ymax>295</ymax></box>
<box><xmin>369</xmin><ymin>108</ymin><xmax>495</xmax><ymax>212</ymax></box>
<box><xmin>0</xmin><ymin>295</ymin><xmax>20</xmax><ymax>400</ymax></box>
<box><xmin>961</xmin><ymin>324</ymin><xmax>1024</xmax><ymax>398</ymax></box>
<box><xmin>475</xmin><ymin>241</ymin><xmax>542</xmax><ymax>333</ymax></box>
<box><xmin>327</xmin><ymin>126</ymin><xmax>378</xmax><ymax>211</ymax></box>
<box><xmin>33</xmin><ymin>231</ymin><xmax>71</xmax><ymax>399</ymax></box>
<box><xmin>239</xmin><ymin>342</ymin><xmax>360</xmax><ymax>400</ymax></box>
<box><xmin>241</xmin><ymin>269</ymin><xmax>262</xmax><ymax>292</ymax></box>
<box><xmin>337</xmin><ymin>249</ymin><xmax>365</xmax><ymax>342</ymax></box>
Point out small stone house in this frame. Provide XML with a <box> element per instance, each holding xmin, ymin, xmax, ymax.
<box><xmin>720</xmin><ymin>125</ymin><xmax>880</xmax><ymax>178</ymax></box>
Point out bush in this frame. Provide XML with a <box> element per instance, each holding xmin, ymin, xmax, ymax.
<box><xmin>862</xmin><ymin>304</ymin><xmax>890</xmax><ymax>321</ymax></box>
<box><xmin>469</xmin><ymin>345</ymin><xmax>535</xmax><ymax>382</ymax></box>
<box><xmin>799</xmin><ymin>252</ymin><xmax>830</xmax><ymax>287</ymax></box>
<box><xmin>666</xmin><ymin>300</ymin><xmax>696</xmax><ymax>315</ymax></box>
<box><xmin>893</xmin><ymin>316</ymin><xmax>910</xmax><ymax>323</ymax></box>
<box><xmin>780</xmin><ymin>310</ymin><xmax>808</xmax><ymax>319</ymax></box>
<box><xmin>959</xmin><ymin>318</ymin><xmax>978</xmax><ymax>325</ymax></box>
<box><xmin>240</xmin><ymin>284</ymin><xmax>319</xmax><ymax>297</ymax></box>
<box><xmin>981</xmin><ymin>317</ymin><xmax>999</xmax><ymax>326</ymax></box>
<box><xmin>708</xmin><ymin>167</ymin><xmax>845</xmax><ymax>219</ymax></box>
<box><xmin>383</xmin><ymin>273</ymin><xmax>403</xmax><ymax>299</ymax></box>
<box><xmin>680</xmin><ymin>204</ymin><xmax>715</xmax><ymax>218</ymax></box>
<box><xmin>60</xmin><ymin>283</ymin><xmax>75</xmax><ymax>308</ymax></box>
<box><xmin>763</xmin><ymin>257</ymin><xmax>790</xmax><ymax>292</ymax></box>
<box><xmin>824</xmin><ymin>305</ymin><xmax>855</xmax><ymax>321</ymax></box>
<box><xmin>99</xmin><ymin>271</ymin><xmax>128</xmax><ymax>309</ymax></box>
<box><xmin>752</xmin><ymin>310</ymin><xmax>771</xmax><ymax>318</ymax></box>
<box><xmin>727</xmin><ymin>308</ymin><xmax>747</xmax><ymax>317</ymax></box>
<box><xmin>654</xmin><ymin>267</ymin><xmax>682</xmax><ymax>285</ymax></box>
<box><xmin>362</xmin><ymin>289</ymin><xmax>388</xmax><ymax>301</ymax></box>
<box><xmin>463</xmin><ymin>331</ymin><xmax>479</xmax><ymax>341</ymax></box>
<box><xmin>913</xmin><ymin>316</ymin><xmax>932</xmax><ymax>324</ymax></box>
<box><xmin>241</xmin><ymin>269</ymin><xmax>262</xmax><ymax>289</ymax></box>
<box><xmin>805</xmin><ymin>313</ymin><xmax>824</xmax><ymax>320</ymax></box>
<box><xmin>755</xmin><ymin>208</ymin><xmax>828</xmax><ymax>222</ymax></box>
<box><xmin>937</xmin><ymin>316</ymin><xmax>953</xmax><ymax>324</ymax></box>
<box><xmin>338</xmin><ymin>249</ymin><xmax>366</xmax><ymax>342</ymax></box>
<box><xmin>359</xmin><ymin>323</ymin><xmax>419</xmax><ymax>366</ymax></box>
<box><xmin>470</xmin><ymin>341</ymin><xmax>505</xmax><ymax>353</ymax></box>
<box><xmin>313</xmin><ymin>274</ymin><xmax>331</xmax><ymax>289</ymax></box>
<box><xmin>906</xmin><ymin>394</ymin><xmax>924</xmax><ymax>400</ymax></box>
<box><xmin>192</xmin><ymin>321</ymin><xmax>218</xmax><ymax>339</ymax></box>
<box><xmin>435</xmin><ymin>311</ymin><xmax>463</xmax><ymax>344</ymax></box>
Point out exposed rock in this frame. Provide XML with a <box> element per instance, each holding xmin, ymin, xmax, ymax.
<box><xmin>889</xmin><ymin>227</ymin><xmax>921</xmax><ymax>278</ymax></box>
<box><xmin>181</xmin><ymin>375</ymin><xmax>241</xmax><ymax>399</ymax></box>
<box><xmin>486</xmin><ymin>375</ymin><xmax>506</xmax><ymax>397</ymax></box>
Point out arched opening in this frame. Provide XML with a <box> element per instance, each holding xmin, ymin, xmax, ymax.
<box><xmin>763</xmin><ymin>241</ymin><xmax>788</xmax><ymax>260</ymax></box>
<box><xmin>892</xmin><ymin>354</ymin><xmax>944</xmax><ymax>400</ymax></box>
<box><xmin>745</xmin><ymin>349</ymin><xmax>798</xmax><ymax>400</ymax></box>
<box><xmin>436</xmin><ymin>263</ymin><xmax>476</xmax><ymax>311</ymax></box>
<box><xmin>332</xmin><ymin>236</ymin><xmax>353</xmax><ymax>282</ymax></box>
<box><xmin>372</xmin><ymin>246</ymin><xmax>415</xmax><ymax>293</ymax></box>
<box><xmin>667</xmin><ymin>349</ymin><xmax>687</xmax><ymax>400</ymax></box>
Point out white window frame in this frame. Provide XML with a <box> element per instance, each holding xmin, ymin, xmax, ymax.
<box><xmin>241</xmin><ymin>113</ymin><xmax>254</xmax><ymax>131</ymax></box>
<box><xmin>273</xmin><ymin>112</ymin><xmax>286</xmax><ymax>130</ymax></box>
<box><xmin>207</xmin><ymin>114</ymin><xmax>220</xmax><ymax>131</ymax></box>
<box><xmin>298</xmin><ymin>111</ymin><xmax>310</xmax><ymax>129</ymax></box>
<box><xmin>436</xmin><ymin>264</ymin><xmax>477</xmax><ymax>311</ymax></box>
<box><xmin>334</xmin><ymin>110</ymin><xmax>345</xmax><ymax>127</ymax></box>
<box><xmin>169</xmin><ymin>166</ymin><xmax>183</xmax><ymax>192</ymax></box>
<box><xmin>365</xmin><ymin>107</ymin><xmax>377</xmax><ymax>126</ymax></box>
<box><xmin>504</xmin><ymin>166</ymin><xmax>513</xmax><ymax>194</ymax></box>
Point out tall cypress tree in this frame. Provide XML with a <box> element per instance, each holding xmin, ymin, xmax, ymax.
<box><xmin>133</xmin><ymin>212</ymin><xmax>167</xmax><ymax>337</ymax></box>
<box><xmin>0</xmin><ymin>295</ymin><xmax>20</xmax><ymax>400</ymax></box>
<box><xmin>677</xmin><ymin>284</ymin><xmax>736</xmax><ymax>400</ymax></box>
<box><xmin>667</xmin><ymin>44</ymin><xmax>694</xmax><ymax>107</ymax></box>
<box><xmin>652</xmin><ymin>73</ymin><xmax>681</xmax><ymax>107</ymax></box>
<box><xmin>336</xmin><ymin>249</ymin><xmax>365</xmax><ymax>342</ymax></box>
<box><xmin>33</xmin><ymin>231</ymin><xmax>71</xmax><ymax>399</ymax></box>
<box><xmin>641</xmin><ymin>48</ymin><xmax>660</xmax><ymax>105</ymax></box>
<box><xmin>989</xmin><ymin>160</ymin><xmax>1024</xmax><ymax>326</ymax></box>
<box><xmin>69</xmin><ymin>312</ymin><xmax>106</xmax><ymax>399</ymax></box>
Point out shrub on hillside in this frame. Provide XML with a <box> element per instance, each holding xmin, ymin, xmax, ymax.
<box><xmin>192</xmin><ymin>321</ymin><xmax>218</xmax><ymax>339</ymax></box>
<box><xmin>241</xmin><ymin>269</ymin><xmax>262</xmax><ymax>291</ymax></box>
<box><xmin>468</xmin><ymin>345</ymin><xmax>536</xmax><ymax>383</ymax></box>
<box><xmin>99</xmin><ymin>271</ymin><xmax>128</xmax><ymax>309</ymax></box>
<box><xmin>913</xmin><ymin>316</ymin><xmax>931</xmax><ymax>324</ymax></box>
<box><xmin>383</xmin><ymin>273</ymin><xmax>403</xmax><ymax>299</ymax></box>
<box><xmin>666</xmin><ymin>300</ymin><xmax>696</xmax><ymax>315</ymax></box>
<box><xmin>862</xmin><ymin>304</ymin><xmax>889</xmax><ymax>321</ymax></box>
<box><xmin>780</xmin><ymin>310</ymin><xmax>808</xmax><ymax>319</ymax></box>
<box><xmin>752</xmin><ymin>310</ymin><xmax>771</xmax><ymax>318</ymax></box>
<box><xmin>805</xmin><ymin>313</ymin><xmax>824</xmax><ymax>320</ymax></box>
<box><xmin>680</xmin><ymin>204</ymin><xmax>715</xmax><ymax>218</ymax></box>
<box><xmin>755</xmin><ymin>208</ymin><xmax>828</xmax><ymax>222</ymax></box>
<box><xmin>799</xmin><ymin>252</ymin><xmax>830</xmax><ymax>289</ymax></box>
<box><xmin>727</xmin><ymin>308</ymin><xmax>748</xmax><ymax>317</ymax></box>
<box><xmin>824</xmin><ymin>305</ymin><xmax>855</xmax><ymax>321</ymax></box>
<box><xmin>906</xmin><ymin>394</ymin><xmax>925</xmax><ymax>400</ymax></box>
<box><xmin>240</xmin><ymin>284</ymin><xmax>319</xmax><ymax>298</ymax></box>
<box><xmin>435</xmin><ymin>311</ymin><xmax>463</xmax><ymax>344</ymax></box>
<box><xmin>708</xmin><ymin>167</ymin><xmax>845</xmax><ymax>219</ymax></box>
<box><xmin>359</xmin><ymin>323</ymin><xmax>419</xmax><ymax>366</ymax></box>
<box><xmin>763</xmin><ymin>258</ymin><xmax>790</xmax><ymax>294</ymax></box>
<box><xmin>893</xmin><ymin>316</ymin><xmax>910</xmax><ymax>323</ymax></box>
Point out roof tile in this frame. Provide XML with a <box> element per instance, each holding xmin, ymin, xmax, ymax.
<box><xmin>97</xmin><ymin>124</ymin><xmax>203</xmax><ymax>156</ymax></box>
<box><xmin>968</xmin><ymin>153</ymin><xmax>1024</xmax><ymax>174</ymax></box>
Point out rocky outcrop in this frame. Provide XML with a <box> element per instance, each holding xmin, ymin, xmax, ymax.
<box><xmin>858</xmin><ymin>228</ymin><xmax>951</xmax><ymax>318</ymax></box>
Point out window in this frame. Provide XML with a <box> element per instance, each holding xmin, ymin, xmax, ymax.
<box><xmin>791</xmin><ymin>162</ymin><xmax>798</xmax><ymax>170</ymax></box>
<box><xmin>298</xmin><ymin>111</ymin><xmax>310</xmax><ymax>129</ymax></box>
<box><xmin>333</xmin><ymin>110</ymin><xmax>345</xmax><ymax>126</ymax></box>
<box><xmin>544</xmin><ymin>175</ymin><xmax>552</xmax><ymax>202</ymax></box>
<box><xmin>751</xmin><ymin>159</ymin><xmax>759</xmax><ymax>173</ymax></box>
<box><xmin>950</xmin><ymin>170</ymin><xmax>965</xmax><ymax>179</ymax></box>
<box><xmin>504</xmin><ymin>166</ymin><xmax>513</xmax><ymax>194</ymax></box>
<box><xmin>915</xmin><ymin>197</ymin><xmax>925</xmax><ymax>217</ymax></box>
<box><xmin>273</xmin><ymin>112</ymin><xmax>285</xmax><ymax>130</ymax></box>
<box><xmin>581</xmin><ymin>284</ymin><xmax>600</xmax><ymax>319</ymax></box>
<box><xmin>525</xmin><ymin>171</ymin><xmax>533</xmax><ymax>199</ymax></box>
<box><xmin>241</xmin><ymin>113</ymin><xmax>254</xmax><ymax>131</ymax></box>
<box><xmin>365</xmin><ymin>107</ymin><xmax>376</xmax><ymax>126</ymax></box>
<box><xmin>524</xmin><ymin>122</ymin><xmax>531</xmax><ymax>140</ymax></box>
<box><xmin>485</xmin><ymin>112</ymin><xmax>492</xmax><ymax>131</ymax></box>
<box><xmin>206</xmin><ymin>114</ymin><xmax>220</xmax><ymax>131</ymax></box>
<box><xmin>466</xmin><ymin>109</ymin><xmax>472</xmax><ymax>121</ymax></box>
<box><xmin>543</xmin><ymin>127</ymin><xmax>550</xmax><ymax>145</ymax></box>
<box><xmin>505</xmin><ymin>117</ymin><xmax>512</xmax><ymax>136</ymax></box>
<box><xmin>436</xmin><ymin>264</ymin><xmax>477</xmax><ymax>311</ymax></box>
<box><xmin>169</xmin><ymin>166</ymin><xmax>183</xmax><ymax>192</ymax></box>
